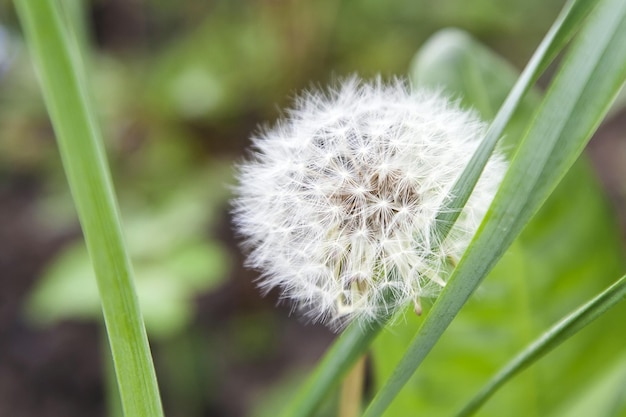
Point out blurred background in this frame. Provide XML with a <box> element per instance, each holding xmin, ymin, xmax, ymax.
<box><xmin>0</xmin><ymin>0</ymin><xmax>625</xmax><ymax>416</ymax></box>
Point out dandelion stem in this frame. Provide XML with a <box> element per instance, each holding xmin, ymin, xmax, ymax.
<box><xmin>338</xmin><ymin>355</ymin><xmax>367</xmax><ymax>417</ymax></box>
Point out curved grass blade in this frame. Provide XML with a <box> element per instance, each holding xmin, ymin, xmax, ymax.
<box><xmin>277</xmin><ymin>1</ymin><xmax>601</xmax><ymax>416</ymax></box>
<box><xmin>363</xmin><ymin>0</ymin><xmax>626</xmax><ymax>415</ymax></box>
<box><xmin>280</xmin><ymin>320</ymin><xmax>385</xmax><ymax>417</ymax></box>
<box><xmin>13</xmin><ymin>1</ymin><xmax>164</xmax><ymax>416</ymax></box>
<box><xmin>456</xmin><ymin>274</ymin><xmax>626</xmax><ymax>417</ymax></box>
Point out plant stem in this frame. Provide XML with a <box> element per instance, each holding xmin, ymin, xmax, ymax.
<box><xmin>338</xmin><ymin>355</ymin><xmax>366</xmax><ymax>417</ymax></box>
<box><xmin>13</xmin><ymin>1</ymin><xmax>164</xmax><ymax>416</ymax></box>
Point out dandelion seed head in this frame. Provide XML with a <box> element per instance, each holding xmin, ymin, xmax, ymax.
<box><xmin>233</xmin><ymin>77</ymin><xmax>506</xmax><ymax>328</ymax></box>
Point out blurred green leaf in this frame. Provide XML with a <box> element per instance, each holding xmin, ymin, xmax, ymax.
<box><xmin>371</xmin><ymin>8</ymin><xmax>626</xmax><ymax>415</ymax></box>
<box><xmin>254</xmin><ymin>370</ymin><xmax>337</xmax><ymax>417</ymax></box>
<box><xmin>27</xmin><ymin>238</ymin><xmax>230</xmax><ymax>338</ymax></box>
<box><xmin>146</xmin><ymin>6</ymin><xmax>285</xmax><ymax>121</ymax></box>
<box><xmin>415</xmin><ymin>0</ymin><xmax>598</xmax><ymax>248</ymax></box>
<box><xmin>26</xmin><ymin>167</ymin><xmax>232</xmax><ymax>339</ymax></box>
<box><xmin>549</xmin><ymin>354</ymin><xmax>626</xmax><ymax>417</ymax></box>
<box><xmin>410</xmin><ymin>27</ymin><xmax>540</xmax><ymax>154</ymax></box>
<box><xmin>456</xmin><ymin>274</ymin><xmax>626</xmax><ymax>416</ymax></box>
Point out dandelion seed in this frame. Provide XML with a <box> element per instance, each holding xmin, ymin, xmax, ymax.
<box><xmin>233</xmin><ymin>77</ymin><xmax>506</xmax><ymax>328</ymax></box>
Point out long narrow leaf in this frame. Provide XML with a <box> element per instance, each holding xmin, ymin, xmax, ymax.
<box><xmin>457</xmin><ymin>274</ymin><xmax>626</xmax><ymax>417</ymax></box>
<box><xmin>13</xmin><ymin>1</ymin><xmax>164</xmax><ymax>416</ymax></box>
<box><xmin>363</xmin><ymin>0</ymin><xmax>626</xmax><ymax>415</ymax></box>
<box><xmin>280</xmin><ymin>320</ymin><xmax>385</xmax><ymax>417</ymax></box>
<box><xmin>278</xmin><ymin>0</ymin><xmax>601</xmax><ymax>415</ymax></box>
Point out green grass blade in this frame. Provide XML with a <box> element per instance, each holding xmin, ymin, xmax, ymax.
<box><xmin>456</xmin><ymin>274</ymin><xmax>626</xmax><ymax>417</ymax></box>
<box><xmin>280</xmin><ymin>320</ymin><xmax>385</xmax><ymax>417</ymax></box>
<box><xmin>432</xmin><ymin>0</ymin><xmax>596</xmax><ymax>245</ymax></box>
<box><xmin>13</xmin><ymin>1</ymin><xmax>164</xmax><ymax>416</ymax></box>
<box><xmin>363</xmin><ymin>0</ymin><xmax>626</xmax><ymax>415</ymax></box>
<box><xmin>277</xmin><ymin>1</ymin><xmax>600</xmax><ymax>416</ymax></box>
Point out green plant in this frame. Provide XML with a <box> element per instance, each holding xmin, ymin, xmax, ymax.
<box><xmin>276</xmin><ymin>0</ymin><xmax>626</xmax><ymax>415</ymax></box>
<box><xmin>12</xmin><ymin>0</ymin><xmax>626</xmax><ymax>416</ymax></box>
<box><xmin>13</xmin><ymin>0</ymin><xmax>164</xmax><ymax>415</ymax></box>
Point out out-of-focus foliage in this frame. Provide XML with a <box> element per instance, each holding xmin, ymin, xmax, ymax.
<box><xmin>26</xmin><ymin>164</ymin><xmax>232</xmax><ymax>339</ymax></box>
<box><xmin>3</xmin><ymin>0</ymin><xmax>623</xmax><ymax>416</ymax></box>
<box><xmin>549</xmin><ymin>353</ymin><xmax>626</xmax><ymax>417</ymax></box>
<box><xmin>0</xmin><ymin>0</ymin><xmax>566</xmax><ymax>179</ymax></box>
<box><xmin>373</xmin><ymin>29</ymin><xmax>626</xmax><ymax>417</ymax></box>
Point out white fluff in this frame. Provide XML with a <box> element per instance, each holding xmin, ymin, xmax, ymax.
<box><xmin>233</xmin><ymin>77</ymin><xmax>506</xmax><ymax>328</ymax></box>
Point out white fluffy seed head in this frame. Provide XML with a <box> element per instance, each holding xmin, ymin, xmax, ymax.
<box><xmin>233</xmin><ymin>77</ymin><xmax>506</xmax><ymax>329</ymax></box>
